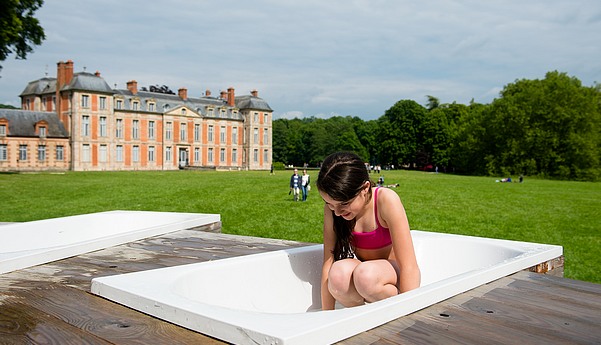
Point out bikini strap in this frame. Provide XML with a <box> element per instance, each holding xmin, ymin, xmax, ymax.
<box><xmin>374</xmin><ymin>187</ymin><xmax>382</xmax><ymax>228</ymax></box>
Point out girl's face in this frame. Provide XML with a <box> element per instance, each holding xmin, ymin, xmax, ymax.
<box><xmin>320</xmin><ymin>182</ymin><xmax>370</xmax><ymax>220</ymax></box>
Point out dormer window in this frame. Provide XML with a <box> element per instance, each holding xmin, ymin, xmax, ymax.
<box><xmin>163</xmin><ymin>104</ymin><xmax>170</xmax><ymax>111</ymax></box>
<box><xmin>35</xmin><ymin>120</ymin><xmax>48</xmax><ymax>138</ymax></box>
<box><xmin>148</xmin><ymin>102</ymin><xmax>156</xmax><ymax>112</ymax></box>
<box><xmin>116</xmin><ymin>99</ymin><xmax>123</xmax><ymax>109</ymax></box>
<box><xmin>132</xmin><ymin>101</ymin><xmax>139</xmax><ymax>111</ymax></box>
<box><xmin>0</xmin><ymin>123</ymin><xmax>7</xmax><ymax>136</ymax></box>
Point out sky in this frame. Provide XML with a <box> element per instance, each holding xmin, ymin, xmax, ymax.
<box><xmin>1</xmin><ymin>0</ymin><xmax>600</xmax><ymax>120</ymax></box>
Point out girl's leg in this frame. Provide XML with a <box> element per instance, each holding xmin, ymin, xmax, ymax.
<box><xmin>327</xmin><ymin>258</ymin><xmax>365</xmax><ymax>307</ymax></box>
<box><xmin>352</xmin><ymin>259</ymin><xmax>400</xmax><ymax>303</ymax></box>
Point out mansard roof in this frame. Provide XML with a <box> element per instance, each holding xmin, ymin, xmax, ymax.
<box><xmin>235</xmin><ymin>95</ymin><xmax>273</xmax><ymax>111</ymax></box>
<box><xmin>20</xmin><ymin>77</ymin><xmax>57</xmax><ymax>96</ymax></box>
<box><xmin>0</xmin><ymin>109</ymin><xmax>69</xmax><ymax>138</ymax></box>
<box><xmin>113</xmin><ymin>89</ymin><xmax>245</xmax><ymax>120</ymax></box>
<box><xmin>62</xmin><ymin>72</ymin><xmax>113</xmax><ymax>93</ymax></box>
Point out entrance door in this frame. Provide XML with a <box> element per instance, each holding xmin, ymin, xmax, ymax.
<box><xmin>178</xmin><ymin>148</ymin><xmax>188</xmax><ymax>169</ymax></box>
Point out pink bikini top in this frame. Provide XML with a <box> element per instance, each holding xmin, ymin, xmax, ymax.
<box><xmin>352</xmin><ymin>187</ymin><xmax>392</xmax><ymax>250</ymax></box>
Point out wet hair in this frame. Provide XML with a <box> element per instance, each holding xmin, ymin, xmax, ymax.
<box><xmin>317</xmin><ymin>151</ymin><xmax>373</xmax><ymax>260</ymax></box>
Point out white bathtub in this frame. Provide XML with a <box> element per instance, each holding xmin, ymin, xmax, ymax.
<box><xmin>0</xmin><ymin>210</ymin><xmax>219</xmax><ymax>274</ymax></box>
<box><xmin>91</xmin><ymin>230</ymin><xmax>562</xmax><ymax>345</ymax></box>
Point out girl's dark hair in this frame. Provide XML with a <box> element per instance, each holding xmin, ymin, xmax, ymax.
<box><xmin>317</xmin><ymin>151</ymin><xmax>373</xmax><ymax>260</ymax></box>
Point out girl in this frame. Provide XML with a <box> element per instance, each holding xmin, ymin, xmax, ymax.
<box><xmin>316</xmin><ymin>152</ymin><xmax>421</xmax><ymax>309</ymax></box>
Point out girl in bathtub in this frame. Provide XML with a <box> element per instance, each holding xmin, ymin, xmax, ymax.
<box><xmin>316</xmin><ymin>151</ymin><xmax>421</xmax><ymax>310</ymax></box>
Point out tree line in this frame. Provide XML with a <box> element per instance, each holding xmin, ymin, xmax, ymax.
<box><xmin>273</xmin><ymin>71</ymin><xmax>601</xmax><ymax>181</ymax></box>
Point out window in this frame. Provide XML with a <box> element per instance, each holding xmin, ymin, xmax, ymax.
<box><xmin>19</xmin><ymin>145</ymin><xmax>27</xmax><ymax>161</ymax></box>
<box><xmin>208</xmin><ymin>148</ymin><xmax>213</xmax><ymax>162</ymax></box>
<box><xmin>82</xmin><ymin>115</ymin><xmax>90</xmax><ymax>136</ymax></box>
<box><xmin>232</xmin><ymin>148</ymin><xmax>237</xmax><ymax>163</ymax></box>
<box><xmin>194</xmin><ymin>124</ymin><xmax>201</xmax><ymax>142</ymax></box>
<box><xmin>132</xmin><ymin>145</ymin><xmax>140</xmax><ymax>162</ymax></box>
<box><xmin>263</xmin><ymin>128</ymin><xmax>268</xmax><ymax>145</ymax></box>
<box><xmin>148</xmin><ymin>146</ymin><xmax>155</xmax><ymax>162</ymax></box>
<box><xmin>99</xmin><ymin>97</ymin><xmax>107</xmax><ymax>110</ymax></box>
<box><xmin>116</xmin><ymin>145</ymin><xmax>123</xmax><ymax>162</ymax></box>
<box><xmin>99</xmin><ymin>144</ymin><xmax>107</xmax><ymax>162</ymax></box>
<box><xmin>208</xmin><ymin>125</ymin><xmax>214</xmax><ymax>142</ymax></box>
<box><xmin>132</xmin><ymin>101</ymin><xmax>139</xmax><ymax>111</ymax></box>
<box><xmin>116</xmin><ymin>99</ymin><xmax>123</xmax><ymax>109</ymax></box>
<box><xmin>116</xmin><ymin>119</ymin><xmax>123</xmax><ymax>138</ymax></box>
<box><xmin>181</xmin><ymin>108</ymin><xmax>187</xmax><ymax>115</ymax></box>
<box><xmin>180</xmin><ymin>122</ymin><xmax>187</xmax><ymax>141</ymax></box>
<box><xmin>81</xmin><ymin>95</ymin><xmax>89</xmax><ymax>108</ymax></box>
<box><xmin>0</xmin><ymin>144</ymin><xmax>7</xmax><ymax>161</ymax></box>
<box><xmin>148</xmin><ymin>121</ymin><xmax>155</xmax><ymax>140</ymax></box>
<box><xmin>132</xmin><ymin>120</ymin><xmax>139</xmax><ymax>139</ymax></box>
<box><xmin>38</xmin><ymin>145</ymin><xmax>46</xmax><ymax>161</ymax></box>
<box><xmin>253</xmin><ymin>128</ymin><xmax>258</xmax><ymax>144</ymax></box>
<box><xmin>220</xmin><ymin>109</ymin><xmax>226</xmax><ymax>118</ymax></box>
<box><xmin>264</xmin><ymin>114</ymin><xmax>269</xmax><ymax>123</ymax></box>
<box><xmin>39</xmin><ymin>126</ymin><xmax>47</xmax><ymax>138</ymax></box>
<box><xmin>220</xmin><ymin>148</ymin><xmax>226</xmax><ymax>162</ymax></box>
<box><xmin>254</xmin><ymin>112</ymin><xmax>259</xmax><ymax>122</ymax></box>
<box><xmin>220</xmin><ymin>126</ymin><xmax>226</xmax><ymax>143</ymax></box>
<box><xmin>99</xmin><ymin>117</ymin><xmax>107</xmax><ymax>137</ymax></box>
<box><xmin>254</xmin><ymin>149</ymin><xmax>259</xmax><ymax>162</ymax></box>
<box><xmin>165</xmin><ymin>122</ymin><xmax>172</xmax><ymax>140</ymax></box>
<box><xmin>0</xmin><ymin>124</ymin><xmax>6</xmax><ymax>136</ymax></box>
<box><xmin>82</xmin><ymin>144</ymin><xmax>90</xmax><ymax>162</ymax></box>
<box><xmin>148</xmin><ymin>103</ymin><xmax>155</xmax><ymax>112</ymax></box>
<box><xmin>232</xmin><ymin>127</ymin><xmax>238</xmax><ymax>145</ymax></box>
<box><xmin>194</xmin><ymin>147</ymin><xmax>201</xmax><ymax>163</ymax></box>
<box><xmin>264</xmin><ymin>149</ymin><xmax>269</xmax><ymax>163</ymax></box>
<box><xmin>56</xmin><ymin>145</ymin><xmax>64</xmax><ymax>161</ymax></box>
<box><xmin>165</xmin><ymin>146</ymin><xmax>172</xmax><ymax>162</ymax></box>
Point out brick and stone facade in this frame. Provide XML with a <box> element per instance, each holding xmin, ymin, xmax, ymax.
<box><xmin>0</xmin><ymin>60</ymin><xmax>272</xmax><ymax>172</ymax></box>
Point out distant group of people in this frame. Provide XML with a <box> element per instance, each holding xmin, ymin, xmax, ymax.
<box><xmin>289</xmin><ymin>168</ymin><xmax>311</xmax><ymax>201</ymax></box>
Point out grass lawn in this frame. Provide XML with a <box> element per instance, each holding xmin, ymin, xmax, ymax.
<box><xmin>1</xmin><ymin>169</ymin><xmax>599</xmax><ymax>284</ymax></box>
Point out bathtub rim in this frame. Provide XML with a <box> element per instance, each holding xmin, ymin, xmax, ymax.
<box><xmin>0</xmin><ymin>210</ymin><xmax>221</xmax><ymax>275</ymax></box>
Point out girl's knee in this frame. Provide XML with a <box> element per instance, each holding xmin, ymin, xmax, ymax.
<box><xmin>328</xmin><ymin>259</ymin><xmax>358</xmax><ymax>294</ymax></box>
<box><xmin>353</xmin><ymin>261</ymin><xmax>397</xmax><ymax>299</ymax></box>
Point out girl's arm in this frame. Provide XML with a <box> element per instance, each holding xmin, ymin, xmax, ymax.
<box><xmin>321</xmin><ymin>204</ymin><xmax>337</xmax><ymax>310</ymax></box>
<box><xmin>378</xmin><ymin>188</ymin><xmax>421</xmax><ymax>292</ymax></box>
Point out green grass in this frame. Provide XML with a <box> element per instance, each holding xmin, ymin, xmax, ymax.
<box><xmin>1</xmin><ymin>170</ymin><xmax>599</xmax><ymax>284</ymax></box>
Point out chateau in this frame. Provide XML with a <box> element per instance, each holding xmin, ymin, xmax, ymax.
<box><xmin>0</xmin><ymin>60</ymin><xmax>273</xmax><ymax>172</ymax></box>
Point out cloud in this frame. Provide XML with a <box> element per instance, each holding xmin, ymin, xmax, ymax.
<box><xmin>1</xmin><ymin>0</ymin><xmax>599</xmax><ymax>119</ymax></box>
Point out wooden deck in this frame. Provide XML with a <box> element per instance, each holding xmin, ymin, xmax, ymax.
<box><xmin>1</xmin><ymin>222</ymin><xmax>599</xmax><ymax>344</ymax></box>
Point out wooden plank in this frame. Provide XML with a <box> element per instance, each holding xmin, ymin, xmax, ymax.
<box><xmin>339</xmin><ymin>272</ymin><xmax>601</xmax><ymax>345</ymax></box>
<box><xmin>0</xmin><ymin>295</ymin><xmax>111</xmax><ymax>345</ymax></box>
<box><xmin>2</xmin><ymin>284</ymin><xmax>223</xmax><ymax>345</ymax></box>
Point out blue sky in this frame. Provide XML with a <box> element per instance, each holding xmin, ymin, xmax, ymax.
<box><xmin>1</xmin><ymin>0</ymin><xmax>599</xmax><ymax>120</ymax></box>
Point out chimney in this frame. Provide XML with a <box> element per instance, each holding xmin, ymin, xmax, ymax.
<box><xmin>56</xmin><ymin>60</ymin><xmax>74</xmax><ymax>90</ymax></box>
<box><xmin>205</xmin><ymin>89</ymin><xmax>211</xmax><ymax>97</ymax></box>
<box><xmin>178</xmin><ymin>87</ymin><xmax>188</xmax><ymax>100</ymax></box>
<box><xmin>220</xmin><ymin>90</ymin><xmax>227</xmax><ymax>100</ymax></box>
<box><xmin>94</xmin><ymin>70</ymin><xmax>101</xmax><ymax>77</ymax></box>
<box><xmin>56</xmin><ymin>60</ymin><xmax>74</xmax><ymax>130</ymax></box>
<box><xmin>251</xmin><ymin>89</ymin><xmax>258</xmax><ymax>97</ymax></box>
<box><xmin>227</xmin><ymin>87</ymin><xmax>235</xmax><ymax>107</ymax></box>
<box><xmin>126</xmin><ymin>80</ymin><xmax>138</xmax><ymax>95</ymax></box>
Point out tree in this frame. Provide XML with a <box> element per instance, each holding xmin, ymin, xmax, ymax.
<box><xmin>377</xmin><ymin>100</ymin><xmax>427</xmax><ymax>168</ymax></box>
<box><xmin>0</xmin><ymin>0</ymin><xmax>46</xmax><ymax>72</ymax></box>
